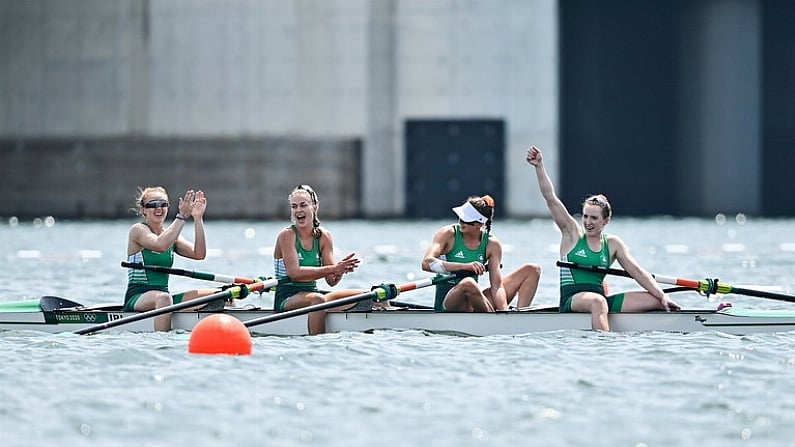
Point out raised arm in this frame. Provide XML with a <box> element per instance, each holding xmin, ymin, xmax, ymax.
<box><xmin>128</xmin><ymin>190</ymin><xmax>198</xmax><ymax>255</ymax></box>
<box><xmin>526</xmin><ymin>146</ymin><xmax>581</xmax><ymax>248</ymax></box>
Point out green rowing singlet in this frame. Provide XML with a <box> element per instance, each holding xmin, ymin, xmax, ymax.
<box><xmin>124</xmin><ymin>245</ymin><xmax>175</xmax><ymax>311</ymax></box>
<box><xmin>273</xmin><ymin>225</ymin><xmax>322</xmax><ymax>311</ymax></box>
<box><xmin>560</xmin><ymin>233</ymin><xmax>610</xmax><ymax>288</ymax></box>
<box><xmin>559</xmin><ymin>233</ymin><xmax>624</xmax><ymax>312</ymax></box>
<box><xmin>433</xmin><ymin>224</ymin><xmax>489</xmax><ymax>312</ymax></box>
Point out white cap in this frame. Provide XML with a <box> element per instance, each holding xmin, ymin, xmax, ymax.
<box><xmin>452</xmin><ymin>201</ymin><xmax>488</xmax><ymax>223</ymax></box>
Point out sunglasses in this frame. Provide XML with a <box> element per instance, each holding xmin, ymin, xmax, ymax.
<box><xmin>143</xmin><ymin>199</ymin><xmax>170</xmax><ymax>209</ymax></box>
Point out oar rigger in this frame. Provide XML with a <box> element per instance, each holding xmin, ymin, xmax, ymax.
<box><xmin>701</xmin><ymin>277</ymin><xmax>721</xmax><ymax>297</ymax></box>
<box><xmin>371</xmin><ymin>283</ymin><xmax>400</xmax><ymax>302</ymax></box>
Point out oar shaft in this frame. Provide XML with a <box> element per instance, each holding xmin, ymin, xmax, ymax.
<box><xmin>557</xmin><ymin>261</ymin><xmax>702</xmax><ymax>288</ymax></box>
<box><xmin>557</xmin><ymin>261</ymin><xmax>795</xmax><ymax>303</ymax></box>
<box><xmin>652</xmin><ymin>274</ymin><xmax>702</xmax><ymax>289</ymax></box>
<box><xmin>728</xmin><ymin>286</ymin><xmax>795</xmax><ymax>302</ymax></box>
<box><xmin>74</xmin><ymin>279</ymin><xmax>278</xmax><ymax>335</ymax></box>
<box><xmin>121</xmin><ymin>262</ymin><xmax>255</xmax><ymax>284</ymax></box>
<box><xmin>244</xmin><ymin>290</ymin><xmax>375</xmax><ymax>327</ymax></box>
<box><xmin>243</xmin><ymin>274</ymin><xmax>453</xmax><ymax>328</ymax></box>
<box><xmin>393</xmin><ymin>276</ymin><xmax>436</xmax><ymax>293</ymax></box>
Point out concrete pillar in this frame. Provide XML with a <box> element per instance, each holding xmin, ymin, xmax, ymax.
<box><xmin>676</xmin><ymin>0</ymin><xmax>761</xmax><ymax>215</ymax></box>
<box><xmin>363</xmin><ymin>0</ymin><xmax>400</xmax><ymax>217</ymax></box>
<box><xmin>126</xmin><ymin>0</ymin><xmax>149</xmax><ymax>134</ymax></box>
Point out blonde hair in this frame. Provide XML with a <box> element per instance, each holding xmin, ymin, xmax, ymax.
<box><xmin>132</xmin><ymin>186</ymin><xmax>168</xmax><ymax>218</ymax></box>
<box><xmin>584</xmin><ymin>194</ymin><xmax>612</xmax><ymax>219</ymax></box>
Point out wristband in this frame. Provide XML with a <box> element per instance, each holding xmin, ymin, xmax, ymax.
<box><xmin>175</xmin><ymin>213</ymin><xmax>188</xmax><ymax>221</ymax></box>
<box><xmin>429</xmin><ymin>260</ymin><xmax>447</xmax><ymax>274</ymax></box>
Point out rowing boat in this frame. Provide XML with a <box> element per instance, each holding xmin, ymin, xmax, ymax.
<box><xmin>2</xmin><ymin>298</ymin><xmax>795</xmax><ymax>336</ymax></box>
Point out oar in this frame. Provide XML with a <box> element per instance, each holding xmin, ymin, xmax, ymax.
<box><xmin>0</xmin><ymin>297</ymin><xmax>84</xmax><ymax>312</ymax></box>
<box><xmin>121</xmin><ymin>261</ymin><xmax>257</xmax><ymax>284</ymax></box>
<box><xmin>243</xmin><ymin>274</ymin><xmax>455</xmax><ymax>328</ymax></box>
<box><xmin>74</xmin><ymin>278</ymin><xmax>286</xmax><ymax>335</ymax></box>
<box><xmin>557</xmin><ymin>261</ymin><xmax>795</xmax><ymax>303</ymax></box>
<box><xmin>40</xmin><ymin>296</ymin><xmax>84</xmax><ymax>312</ymax></box>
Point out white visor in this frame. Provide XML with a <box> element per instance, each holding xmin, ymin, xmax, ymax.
<box><xmin>452</xmin><ymin>201</ymin><xmax>488</xmax><ymax>223</ymax></box>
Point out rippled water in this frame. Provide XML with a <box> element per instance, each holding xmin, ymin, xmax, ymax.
<box><xmin>2</xmin><ymin>217</ymin><xmax>795</xmax><ymax>446</ymax></box>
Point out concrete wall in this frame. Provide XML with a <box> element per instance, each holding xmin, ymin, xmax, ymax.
<box><xmin>0</xmin><ymin>0</ymin><xmax>139</xmax><ymax>134</ymax></box>
<box><xmin>144</xmin><ymin>0</ymin><xmax>370</xmax><ymax>136</ymax></box>
<box><xmin>366</xmin><ymin>0</ymin><xmax>558</xmax><ymax>216</ymax></box>
<box><xmin>0</xmin><ymin>0</ymin><xmax>559</xmax><ymax>219</ymax></box>
<box><xmin>0</xmin><ymin>137</ymin><xmax>361</xmax><ymax>219</ymax></box>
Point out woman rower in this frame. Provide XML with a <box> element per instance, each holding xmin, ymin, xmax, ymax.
<box><xmin>421</xmin><ymin>194</ymin><xmax>541</xmax><ymax>312</ymax></box>
<box><xmin>124</xmin><ymin>187</ymin><xmax>217</xmax><ymax>331</ymax></box>
<box><xmin>272</xmin><ymin>184</ymin><xmax>366</xmax><ymax>335</ymax></box>
<box><xmin>526</xmin><ymin>145</ymin><xmax>680</xmax><ymax>331</ymax></box>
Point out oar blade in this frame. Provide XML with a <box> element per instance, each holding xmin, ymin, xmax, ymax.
<box><xmin>40</xmin><ymin>296</ymin><xmax>84</xmax><ymax>311</ymax></box>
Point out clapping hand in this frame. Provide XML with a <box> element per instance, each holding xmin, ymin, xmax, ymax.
<box><xmin>336</xmin><ymin>252</ymin><xmax>361</xmax><ymax>275</ymax></box>
<box><xmin>192</xmin><ymin>190</ymin><xmax>207</xmax><ymax>220</ymax></box>
<box><xmin>178</xmin><ymin>190</ymin><xmax>197</xmax><ymax>217</ymax></box>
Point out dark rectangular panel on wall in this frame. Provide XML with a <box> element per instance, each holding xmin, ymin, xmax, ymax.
<box><xmin>762</xmin><ymin>0</ymin><xmax>795</xmax><ymax>216</ymax></box>
<box><xmin>560</xmin><ymin>0</ymin><xmax>677</xmax><ymax>216</ymax></box>
<box><xmin>405</xmin><ymin>119</ymin><xmax>505</xmax><ymax>219</ymax></box>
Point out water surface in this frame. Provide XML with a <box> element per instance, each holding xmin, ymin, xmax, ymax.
<box><xmin>2</xmin><ymin>217</ymin><xmax>795</xmax><ymax>446</ymax></box>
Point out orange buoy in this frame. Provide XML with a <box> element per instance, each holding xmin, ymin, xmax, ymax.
<box><xmin>188</xmin><ymin>314</ymin><xmax>252</xmax><ymax>355</ymax></box>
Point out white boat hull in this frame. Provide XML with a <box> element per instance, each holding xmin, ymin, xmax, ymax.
<box><xmin>2</xmin><ymin>306</ymin><xmax>795</xmax><ymax>336</ymax></box>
